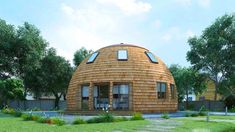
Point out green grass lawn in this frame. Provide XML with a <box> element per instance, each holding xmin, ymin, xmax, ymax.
<box><xmin>209</xmin><ymin>115</ymin><xmax>235</xmax><ymax>120</ymax></box>
<box><xmin>173</xmin><ymin>116</ymin><xmax>235</xmax><ymax>132</ymax></box>
<box><xmin>0</xmin><ymin>112</ymin><xmax>149</xmax><ymax>132</ymax></box>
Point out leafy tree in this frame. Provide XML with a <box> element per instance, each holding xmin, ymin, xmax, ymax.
<box><xmin>169</xmin><ymin>64</ymin><xmax>207</xmax><ymax>108</ymax></box>
<box><xmin>186</xmin><ymin>14</ymin><xmax>235</xmax><ymax>100</ymax></box>
<box><xmin>73</xmin><ymin>47</ymin><xmax>93</xmax><ymax>67</ymax></box>
<box><xmin>14</xmin><ymin>22</ymin><xmax>48</xmax><ymax>96</ymax></box>
<box><xmin>0</xmin><ymin>19</ymin><xmax>17</xmax><ymax>79</ymax></box>
<box><xmin>0</xmin><ymin>19</ymin><xmax>48</xmax><ymax>97</ymax></box>
<box><xmin>0</xmin><ymin>78</ymin><xmax>24</xmax><ymax>107</ymax></box>
<box><xmin>39</xmin><ymin>48</ymin><xmax>73</xmax><ymax>109</ymax></box>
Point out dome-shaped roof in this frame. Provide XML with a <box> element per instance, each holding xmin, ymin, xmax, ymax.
<box><xmin>67</xmin><ymin>44</ymin><xmax>177</xmax><ymax>113</ymax></box>
<box><xmin>72</xmin><ymin>44</ymin><xmax>174</xmax><ymax>83</ymax></box>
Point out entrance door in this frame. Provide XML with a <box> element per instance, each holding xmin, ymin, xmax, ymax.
<box><xmin>93</xmin><ymin>84</ymin><xmax>109</xmax><ymax>110</ymax></box>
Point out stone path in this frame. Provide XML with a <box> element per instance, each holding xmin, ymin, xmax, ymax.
<box><xmin>136</xmin><ymin>119</ymin><xmax>183</xmax><ymax>132</ymax></box>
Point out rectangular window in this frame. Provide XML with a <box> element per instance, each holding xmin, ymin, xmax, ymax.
<box><xmin>113</xmin><ymin>84</ymin><xmax>129</xmax><ymax>110</ymax></box>
<box><xmin>170</xmin><ymin>84</ymin><xmax>175</xmax><ymax>99</ymax></box>
<box><xmin>93</xmin><ymin>85</ymin><xmax>109</xmax><ymax>110</ymax></box>
<box><xmin>145</xmin><ymin>51</ymin><xmax>158</xmax><ymax>63</ymax></box>
<box><xmin>81</xmin><ymin>85</ymin><xmax>89</xmax><ymax>110</ymax></box>
<box><xmin>157</xmin><ymin>82</ymin><xmax>166</xmax><ymax>99</ymax></box>
<box><xmin>87</xmin><ymin>52</ymin><xmax>99</xmax><ymax>64</ymax></box>
<box><xmin>117</xmin><ymin>50</ymin><xmax>128</xmax><ymax>60</ymax></box>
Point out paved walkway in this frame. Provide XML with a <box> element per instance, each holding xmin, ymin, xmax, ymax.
<box><xmin>137</xmin><ymin>119</ymin><xmax>183</xmax><ymax>132</ymax></box>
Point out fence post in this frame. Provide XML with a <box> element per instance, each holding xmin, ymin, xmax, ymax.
<box><xmin>225</xmin><ymin>106</ymin><xmax>228</xmax><ymax>116</ymax></box>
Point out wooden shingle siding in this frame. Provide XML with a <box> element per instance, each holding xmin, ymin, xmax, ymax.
<box><xmin>66</xmin><ymin>44</ymin><xmax>177</xmax><ymax>113</ymax></box>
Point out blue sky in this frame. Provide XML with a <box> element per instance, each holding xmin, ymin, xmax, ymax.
<box><xmin>0</xmin><ymin>0</ymin><xmax>234</xmax><ymax>66</ymax></box>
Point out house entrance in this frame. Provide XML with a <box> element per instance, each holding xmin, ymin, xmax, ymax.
<box><xmin>93</xmin><ymin>84</ymin><xmax>109</xmax><ymax>110</ymax></box>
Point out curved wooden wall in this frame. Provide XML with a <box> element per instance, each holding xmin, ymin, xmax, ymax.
<box><xmin>67</xmin><ymin>44</ymin><xmax>177</xmax><ymax>113</ymax></box>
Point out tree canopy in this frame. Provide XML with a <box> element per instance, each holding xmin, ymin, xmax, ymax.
<box><xmin>38</xmin><ymin>48</ymin><xmax>73</xmax><ymax>108</ymax></box>
<box><xmin>73</xmin><ymin>47</ymin><xmax>93</xmax><ymax>67</ymax></box>
<box><xmin>186</xmin><ymin>14</ymin><xmax>235</xmax><ymax>100</ymax></box>
<box><xmin>169</xmin><ymin>64</ymin><xmax>207</xmax><ymax>105</ymax></box>
<box><xmin>0</xmin><ymin>78</ymin><xmax>24</xmax><ymax>107</ymax></box>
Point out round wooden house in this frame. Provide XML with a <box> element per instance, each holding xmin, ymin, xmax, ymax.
<box><xmin>67</xmin><ymin>44</ymin><xmax>177</xmax><ymax>114</ymax></box>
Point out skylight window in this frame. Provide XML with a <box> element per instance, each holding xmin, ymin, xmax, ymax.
<box><xmin>118</xmin><ymin>50</ymin><xmax>128</xmax><ymax>61</ymax></box>
<box><xmin>145</xmin><ymin>51</ymin><xmax>158</xmax><ymax>63</ymax></box>
<box><xmin>87</xmin><ymin>52</ymin><xmax>99</xmax><ymax>64</ymax></box>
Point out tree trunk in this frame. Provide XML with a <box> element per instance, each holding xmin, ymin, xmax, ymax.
<box><xmin>186</xmin><ymin>90</ymin><xmax>189</xmax><ymax>110</ymax></box>
<box><xmin>54</xmin><ymin>95</ymin><xmax>60</xmax><ymax>110</ymax></box>
<box><xmin>54</xmin><ymin>93</ymin><xmax>63</xmax><ymax>110</ymax></box>
<box><xmin>214</xmin><ymin>81</ymin><xmax>218</xmax><ymax>101</ymax></box>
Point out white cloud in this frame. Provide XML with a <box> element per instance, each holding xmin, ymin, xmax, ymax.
<box><xmin>161</xmin><ymin>27</ymin><xmax>195</xmax><ymax>42</ymax></box>
<box><xmin>46</xmin><ymin>2</ymin><xmax>150</xmax><ymax>64</ymax></box>
<box><xmin>175</xmin><ymin>0</ymin><xmax>210</xmax><ymax>8</ymax></box>
<box><xmin>61</xmin><ymin>3</ymin><xmax>74</xmax><ymax>16</ymax></box>
<box><xmin>97</xmin><ymin>0</ymin><xmax>152</xmax><ymax>15</ymax></box>
<box><xmin>198</xmin><ymin>0</ymin><xmax>211</xmax><ymax>8</ymax></box>
<box><xmin>174</xmin><ymin>0</ymin><xmax>192</xmax><ymax>6</ymax></box>
<box><xmin>186</xmin><ymin>29</ymin><xmax>195</xmax><ymax>38</ymax></box>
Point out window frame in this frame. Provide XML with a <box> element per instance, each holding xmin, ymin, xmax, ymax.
<box><xmin>117</xmin><ymin>49</ymin><xmax>128</xmax><ymax>61</ymax></box>
<box><xmin>86</xmin><ymin>52</ymin><xmax>99</xmax><ymax>64</ymax></box>
<box><xmin>170</xmin><ymin>84</ymin><xmax>175</xmax><ymax>99</ymax></box>
<box><xmin>145</xmin><ymin>51</ymin><xmax>158</xmax><ymax>63</ymax></box>
<box><xmin>157</xmin><ymin>82</ymin><xmax>167</xmax><ymax>99</ymax></box>
<box><xmin>112</xmin><ymin>84</ymin><xmax>129</xmax><ymax>110</ymax></box>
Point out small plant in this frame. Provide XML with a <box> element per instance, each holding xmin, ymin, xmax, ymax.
<box><xmin>161</xmin><ymin>112</ymin><xmax>170</xmax><ymax>119</ymax></box>
<box><xmin>73</xmin><ymin>118</ymin><xmax>87</xmax><ymax>125</ymax></box>
<box><xmin>36</xmin><ymin>117</ymin><xmax>50</xmax><ymax>123</ymax></box>
<box><xmin>31</xmin><ymin>115</ymin><xmax>40</xmax><ymax>121</ymax></box>
<box><xmin>130</xmin><ymin>112</ymin><xmax>144</xmax><ymax>120</ymax></box>
<box><xmin>2</xmin><ymin>107</ymin><xmax>15</xmax><ymax>115</ymax></box>
<box><xmin>14</xmin><ymin>110</ymin><xmax>22</xmax><ymax>117</ymax></box>
<box><xmin>190</xmin><ymin>113</ymin><xmax>199</xmax><ymax>117</ymax></box>
<box><xmin>198</xmin><ymin>112</ymin><xmax>206</xmax><ymax>116</ymax></box>
<box><xmin>21</xmin><ymin>114</ymin><xmax>33</xmax><ymax>121</ymax></box>
<box><xmin>228</xmin><ymin>106</ymin><xmax>235</xmax><ymax>113</ymax></box>
<box><xmin>185</xmin><ymin>113</ymin><xmax>190</xmax><ymax>117</ymax></box>
<box><xmin>51</xmin><ymin>117</ymin><xmax>65</xmax><ymax>126</ymax></box>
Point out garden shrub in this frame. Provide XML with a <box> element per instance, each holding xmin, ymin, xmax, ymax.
<box><xmin>228</xmin><ymin>106</ymin><xmax>235</xmax><ymax>113</ymax></box>
<box><xmin>190</xmin><ymin>113</ymin><xmax>199</xmax><ymax>117</ymax></box>
<box><xmin>31</xmin><ymin>115</ymin><xmax>40</xmax><ymax>121</ymax></box>
<box><xmin>36</xmin><ymin>117</ymin><xmax>49</xmax><ymax>123</ymax></box>
<box><xmin>185</xmin><ymin>113</ymin><xmax>190</xmax><ymax>117</ymax></box>
<box><xmin>21</xmin><ymin>114</ymin><xmax>33</xmax><ymax>121</ymax></box>
<box><xmin>51</xmin><ymin>117</ymin><xmax>65</xmax><ymax>126</ymax></box>
<box><xmin>73</xmin><ymin>118</ymin><xmax>87</xmax><ymax>124</ymax></box>
<box><xmin>2</xmin><ymin>107</ymin><xmax>15</xmax><ymax>115</ymax></box>
<box><xmin>14</xmin><ymin>111</ymin><xmax>22</xmax><ymax>117</ymax></box>
<box><xmin>87</xmin><ymin>113</ymin><xmax>114</xmax><ymax>123</ymax></box>
<box><xmin>130</xmin><ymin>112</ymin><xmax>144</xmax><ymax>120</ymax></box>
<box><xmin>161</xmin><ymin>112</ymin><xmax>170</xmax><ymax>119</ymax></box>
<box><xmin>198</xmin><ymin>112</ymin><xmax>206</xmax><ymax>116</ymax></box>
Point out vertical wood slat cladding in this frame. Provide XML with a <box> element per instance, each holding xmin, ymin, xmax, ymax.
<box><xmin>67</xmin><ymin>44</ymin><xmax>177</xmax><ymax>113</ymax></box>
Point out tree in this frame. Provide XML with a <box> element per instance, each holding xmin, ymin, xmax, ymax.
<box><xmin>186</xmin><ymin>14</ymin><xmax>235</xmax><ymax>100</ymax></box>
<box><xmin>0</xmin><ymin>78</ymin><xmax>24</xmax><ymax>107</ymax></box>
<box><xmin>40</xmin><ymin>48</ymin><xmax>73</xmax><ymax>109</ymax></box>
<box><xmin>0</xmin><ymin>19</ymin><xmax>17</xmax><ymax>79</ymax></box>
<box><xmin>73</xmin><ymin>47</ymin><xmax>93</xmax><ymax>67</ymax></box>
<box><xmin>0</xmin><ymin>19</ymin><xmax>48</xmax><ymax>97</ymax></box>
<box><xmin>14</xmin><ymin>22</ymin><xmax>48</xmax><ymax>97</ymax></box>
<box><xmin>169</xmin><ymin>64</ymin><xmax>207</xmax><ymax>108</ymax></box>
